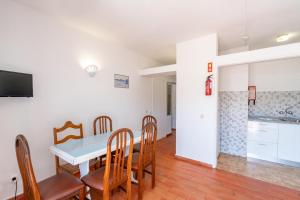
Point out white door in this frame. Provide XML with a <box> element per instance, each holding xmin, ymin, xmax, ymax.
<box><xmin>171</xmin><ymin>84</ymin><xmax>176</xmax><ymax>129</ymax></box>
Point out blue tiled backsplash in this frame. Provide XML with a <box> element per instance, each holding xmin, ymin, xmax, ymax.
<box><xmin>219</xmin><ymin>91</ymin><xmax>300</xmax><ymax>157</ymax></box>
<box><xmin>249</xmin><ymin>91</ymin><xmax>300</xmax><ymax>118</ymax></box>
<box><xmin>219</xmin><ymin>91</ymin><xmax>248</xmax><ymax>157</ymax></box>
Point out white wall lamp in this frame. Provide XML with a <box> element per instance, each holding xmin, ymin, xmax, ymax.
<box><xmin>85</xmin><ymin>64</ymin><xmax>98</xmax><ymax>77</ymax></box>
<box><xmin>276</xmin><ymin>34</ymin><xmax>291</xmax><ymax>43</ymax></box>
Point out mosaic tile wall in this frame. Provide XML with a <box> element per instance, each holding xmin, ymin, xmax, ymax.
<box><xmin>249</xmin><ymin>91</ymin><xmax>300</xmax><ymax>118</ymax></box>
<box><xmin>219</xmin><ymin>91</ymin><xmax>248</xmax><ymax>157</ymax></box>
<box><xmin>219</xmin><ymin>91</ymin><xmax>300</xmax><ymax>157</ymax></box>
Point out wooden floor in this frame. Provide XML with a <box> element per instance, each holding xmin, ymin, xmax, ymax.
<box><xmin>112</xmin><ymin>134</ymin><xmax>300</xmax><ymax>200</ymax></box>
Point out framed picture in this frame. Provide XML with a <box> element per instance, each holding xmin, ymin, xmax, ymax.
<box><xmin>114</xmin><ymin>74</ymin><xmax>129</xmax><ymax>88</ymax></box>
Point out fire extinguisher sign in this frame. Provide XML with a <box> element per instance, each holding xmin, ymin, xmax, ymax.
<box><xmin>208</xmin><ymin>62</ymin><xmax>213</xmax><ymax>72</ymax></box>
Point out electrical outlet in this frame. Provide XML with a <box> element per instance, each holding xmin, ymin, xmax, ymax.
<box><xmin>11</xmin><ymin>176</ymin><xmax>17</xmax><ymax>183</ymax></box>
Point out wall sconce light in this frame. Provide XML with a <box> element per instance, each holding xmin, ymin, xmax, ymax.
<box><xmin>85</xmin><ymin>65</ymin><xmax>98</xmax><ymax>77</ymax></box>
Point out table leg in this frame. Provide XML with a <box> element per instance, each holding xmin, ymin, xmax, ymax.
<box><xmin>79</xmin><ymin>161</ymin><xmax>91</xmax><ymax>200</ymax></box>
<box><xmin>79</xmin><ymin>161</ymin><xmax>90</xmax><ymax>178</ymax></box>
<box><xmin>131</xmin><ymin>171</ymin><xmax>138</xmax><ymax>184</ymax></box>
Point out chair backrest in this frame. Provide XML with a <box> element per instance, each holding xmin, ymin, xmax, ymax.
<box><xmin>142</xmin><ymin>115</ymin><xmax>157</xmax><ymax>129</ymax></box>
<box><xmin>53</xmin><ymin>121</ymin><xmax>83</xmax><ymax>173</ymax></box>
<box><xmin>139</xmin><ymin>122</ymin><xmax>157</xmax><ymax>167</ymax></box>
<box><xmin>53</xmin><ymin>121</ymin><xmax>83</xmax><ymax>144</ymax></box>
<box><xmin>93</xmin><ymin>116</ymin><xmax>113</xmax><ymax>135</ymax></box>
<box><xmin>103</xmin><ymin>128</ymin><xmax>133</xmax><ymax>199</ymax></box>
<box><xmin>15</xmin><ymin>135</ymin><xmax>41</xmax><ymax>200</ymax></box>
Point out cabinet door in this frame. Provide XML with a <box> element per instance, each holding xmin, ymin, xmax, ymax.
<box><xmin>247</xmin><ymin>140</ymin><xmax>277</xmax><ymax>161</ymax></box>
<box><xmin>278</xmin><ymin>124</ymin><xmax>300</xmax><ymax>162</ymax></box>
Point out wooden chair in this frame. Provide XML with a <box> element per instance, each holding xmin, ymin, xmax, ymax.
<box><xmin>82</xmin><ymin>128</ymin><xmax>134</xmax><ymax>200</ymax></box>
<box><xmin>133</xmin><ymin>115</ymin><xmax>157</xmax><ymax>153</ymax></box>
<box><xmin>93</xmin><ymin>116</ymin><xmax>113</xmax><ymax>167</ymax></box>
<box><xmin>15</xmin><ymin>134</ymin><xmax>85</xmax><ymax>200</ymax></box>
<box><xmin>128</xmin><ymin>122</ymin><xmax>157</xmax><ymax>200</ymax></box>
<box><xmin>93</xmin><ymin>116</ymin><xmax>113</xmax><ymax>135</ymax></box>
<box><xmin>54</xmin><ymin>121</ymin><xmax>97</xmax><ymax>176</ymax></box>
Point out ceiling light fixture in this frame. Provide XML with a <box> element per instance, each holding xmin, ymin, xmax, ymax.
<box><xmin>276</xmin><ymin>34</ymin><xmax>290</xmax><ymax>43</ymax></box>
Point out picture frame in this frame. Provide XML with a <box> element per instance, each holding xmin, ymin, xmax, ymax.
<box><xmin>114</xmin><ymin>74</ymin><xmax>129</xmax><ymax>88</ymax></box>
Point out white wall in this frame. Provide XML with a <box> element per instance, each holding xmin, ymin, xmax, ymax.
<box><xmin>152</xmin><ymin>76</ymin><xmax>175</xmax><ymax>139</ymax></box>
<box><xmin>249</xmin><ymin>58</ymin><xmax>300</xmax><ymax>91</ymax></box>
<box><xmin>219</xmin><ymin>46</ymin><xmax>249</xmax><ymax>92</ymax></box>
<box><xmin>176</xmin><ymin>34</ymin><xmax>218</xmax><ymax>167</ymax></box>
<box><xmin>219</xmin><ymin>65</ymin><xmax>248</xmax><ymax>91</ymax></box>
<box><xmin>0</xmin><ymin>1</ymin><xmax>160</xmax><ymax>199</ymax></box>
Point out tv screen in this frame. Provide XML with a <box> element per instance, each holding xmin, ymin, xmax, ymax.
<box><xmin>0</xmin><ymin>70</ymin><xmax>33</xmax><ymax>97</ymax></box>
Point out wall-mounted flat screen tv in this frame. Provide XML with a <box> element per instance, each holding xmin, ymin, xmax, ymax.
<box><xmin>0</xmin><ymin>70</ymin><xmax>33</xmax><ymax>97</ymax></box>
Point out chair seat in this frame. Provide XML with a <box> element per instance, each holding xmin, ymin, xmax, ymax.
<box><xmin>82</xmin><ymin>165</ymin><xmax>126</xmax><ymax>191</ymax></box>
<box><xmin>129</xmin><ymin>152</ymin><xmax>140</xmax><ymax>171</ymax></box>
<box><xmin>126</xmin><ymin>152</ymin><xmax>153</xmax><ymax>171</ymax></box>
<box><xmin>133</xmin><ymin>143</ymin><xmax>140</xmax><ymax>152</ymax></box>
<box><xmin>97</xmin><ymin>150</ymin><xmax>117</xmax><ymax>167</ymax></box>
<box><xmin>60</xmin><ymin>159</ymin><xmax>99</xmax><ymax>175</ymax></box>
<box><xmin>60</xmin><ymin>163</ymin><xmax>80</xmax><ymax>175</ymax></box>
<box><xmin>38</xmin><ymin>172</ymin><xmax>84</xmax><ymax>200</ymax></box>
<box><xmin>133</xmin><ymin>142</ymin><xmax>153</xmax><ymax>153</ymax></box>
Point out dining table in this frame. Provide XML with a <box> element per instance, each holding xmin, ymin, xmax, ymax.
<box><xmin>49</xmin><ymin>130</ymin><xmax>141</xmax><ymax>178</ymax></box>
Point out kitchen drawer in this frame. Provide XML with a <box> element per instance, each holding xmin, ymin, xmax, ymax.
<box><xmin>247</xmin><ymin>140</ymin><xmax>277</xmax><ymax>160</ymax></box>
<box><xmin>248</xmin><ymin>128</ymin><xmax>278</xmax><ymax>143</ymax></box>
<box><xmin>248</xmin><ymin>121</ymin><xmax>278</xmax><ymax>131</ymax></box>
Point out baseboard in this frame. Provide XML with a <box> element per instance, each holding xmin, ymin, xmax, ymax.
<box><xmin>166</xmin><ymin>132</ymin><xmax>173</xmax><ymax>137</ymax></box>
<box><xmin>7</xmin><ymin>193</ymin><xmax>23</xmax><ymax>200</ymax></box>
<box><xmin>174</xmin><ymin>155</ymin><xmax>213</xmax><ymax>168</ymax></box>
<box><xmin>166</xmin><ymin>128</ymin><xmax>176</xmax><ymax>137</ymax></box>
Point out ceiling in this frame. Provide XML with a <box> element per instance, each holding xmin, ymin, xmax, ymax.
<box><xmin>13</xmin><ymin>0</ymin><xmax>300</xmax><ymax>64</ymax></box>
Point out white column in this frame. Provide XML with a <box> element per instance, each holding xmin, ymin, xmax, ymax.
<box><xmin>176</xmin><ymin>34</ymin><xmax>219</xmax><ymax>167</ymax></box>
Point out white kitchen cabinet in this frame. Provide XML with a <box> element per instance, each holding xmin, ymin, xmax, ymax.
<box><xmin>247</xmin><ymin>121</ymin><xmax>278</xmax><ymax>161</ymax></box>
<box><xmin>248</xmin><ymin>121</ymin><xmax>278</xmax><ymax>143</ymax></box>
<box><xmin>247</xmin><ymin>140</ymin><xmax>277</xmax><ymax>161</ymax></box>
<box><xmin>248</xmin><ymin>120</ymin><xmax>300</xmax><ymax>165</ymax></box>
<box><xmin>278</xmin><ymin>124</ymin><xmax>300</xmax><ymax>163</ymax></box>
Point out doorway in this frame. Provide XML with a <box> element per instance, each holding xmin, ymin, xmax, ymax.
<box><xmin>167</xmin><ymin>82</ymin><xmax>176</xmax><ymax>130</ymax></box>
<box><xmin>171</xmin><ymin>83</ymin><xmax>176</xmax><ymax>129</ymax></box>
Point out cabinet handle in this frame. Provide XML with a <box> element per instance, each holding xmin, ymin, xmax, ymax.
<box><xmin>259</xmin><ymin>123</ymin><xmax>268</xmax><ymax>126</ymax></box>
<box><xmin>258</xmin><ymin>129</ymin><xmax>267</xmax><ymax>133</ymax></box>
<box><xmin>258</xmin><ymin>143</ymin><xmax>266</xmax><ymax>146</ymax></box>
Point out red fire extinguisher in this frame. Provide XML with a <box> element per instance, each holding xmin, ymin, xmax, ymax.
<box><xmin>205</xmin><ymin>75</ymin><xmax>213</xmax><ymax>96</ymax></box>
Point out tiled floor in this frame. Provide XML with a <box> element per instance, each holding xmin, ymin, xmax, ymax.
<box><xmin>217</xmin><ymin>153</ymin><xmax>300</xmax><ymax>191</ymax></box>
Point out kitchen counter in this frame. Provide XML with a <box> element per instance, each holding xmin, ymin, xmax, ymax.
<box><xmin>248</xmin><ymin>116</ymin><xmax>300</xmax><ymax>125</ymax></box>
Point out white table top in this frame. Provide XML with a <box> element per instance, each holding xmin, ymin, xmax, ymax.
<box><xmin>49</xmin><ymin>131</ymin><xmax>141</xmax><ymax>165</ymax></box>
